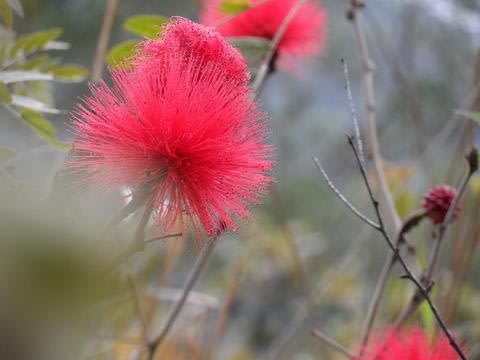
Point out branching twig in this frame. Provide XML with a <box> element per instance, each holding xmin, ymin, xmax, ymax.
<box><xmin>145</xmin><ymin>233</ymin><xmax>183</xmax><ymax>243</ymax></box>
<box><xmin>348</xmin><ymin>0</ymin><xmax>401</xmax><ymax>231</ymax></box>
<box><xmin>311</xmin><ymin>329</ymin><xmax>355</xmax><ymax>359</ymax></box>
<box><xmin>358</xmin><ymin>210</ymin><xmax>426</xmax><ymax>351</ymax></box>
<box><xmin>347</xmin><ymin>135</ymin><xmax>467</xmax><ymax>360</ymax></box>
<box><xmin>147</xmin><ymin>239</ymin><xmax>217</xmax><ymax>359</ymax></box>
<box><xmin>342</xmin><ymin>58</ymin><xmax>365</xmax><ymax>166</ymax></box>
<box><xmin>313</xmin><ymin>156</ymin><xmax>379</xmax><ymax>229</ymax></box>
<box><xmin>394</xmin><ymin>147</ymin><xmax>478</xmax><ymax>329</ymax></box>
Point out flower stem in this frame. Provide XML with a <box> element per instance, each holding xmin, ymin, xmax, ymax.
<box><xmin>92</xmin><ymin>0</ymin><xmax>120</xmax><ymax>82</ymax></box>
<box><xmin>147</xmin><ymin>240</ymin><xmax>217</xmax><ymax>358</ymax></box>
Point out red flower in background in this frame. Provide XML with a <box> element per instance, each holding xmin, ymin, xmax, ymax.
<box><xmin>362</xmin><ymin>327</ymin><xmax>462</xmax><ymax>360</ymax></box>
<box><xmin>200</xmin><ymin>0</ymin><xmax>327</xmax><ymax>70</ymax></box>
<box><xmin>422</xmin><ymin>185</ymin><xmax>460</xmax><ymax>225</ymax></box>
<box><xmin>69</xmin><ymin>17</ymin><xmax>273</xmax><ymax>241</ymax></box>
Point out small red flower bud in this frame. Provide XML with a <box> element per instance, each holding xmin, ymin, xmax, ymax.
<box><xmin>421</xmin><ymin>185</ymin><xmax>460</xmax><ymax>225</ymax></box>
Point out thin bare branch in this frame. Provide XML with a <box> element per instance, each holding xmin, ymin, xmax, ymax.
<box><xmin>348</xmin><ymin>0</ymin><xmax>401</xmax><ymax>231</ymax></box>
<box><xmin>347</xmin><ymin>136</ymin><xmax>467</xmax><ymax>360</ymax></box>
<box><xmin>313</xmin><ymin>156</ymin><xmax>380</xmax><ymax>229</ymax></box>
<box><xmin>92</xmin><ymin>0</ymin><xmax>120</xmax><ymax>82</ymax></box>
<box><xmin>311</xmin><ymin>329</ymin><xmax>355</xmax><ymax>359</ymax></box>
<box><xmin>359</xmin><ymin>210</ymin><xmax>426</xmax><ymax>350</ymax></box>
<box><xmin>145</xmin><ymin>233</ymin><xmax>183</xmax><ymax>243</ymax></box>
<box><xmin>341</xmin><ymin>58</ymin><xmax>365</xmax><ymax>166</ymax></box>
<box><xmin>147</xmin><ymin>240</ymin><xmax>217</xmax><ymax>359</ymax></box>
<box><xmin>394</xmin><ymin>147</ymin><xmax>478</xmax><ymax>329</ymax></box>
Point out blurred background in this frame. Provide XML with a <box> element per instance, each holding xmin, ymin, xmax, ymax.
<box><xmin>1</xmin><ymin>0</ymin><xmax>480</xmax><ymax>359</ymax></box>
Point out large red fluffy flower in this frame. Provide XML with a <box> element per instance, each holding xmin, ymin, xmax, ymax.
<box><xmin>200</xmin><ymin>0</ymin><xmax>327</xmax><ymax>69</ymax></box>
<box><xmin>69</xmin><ymin>17</ymin><xmax>273</xmax><ymax>239</ymax></box>
<box><xmin>362</xmin><ymin>327</ymin><xmax>461</xmax><ymax>360</ymax></box>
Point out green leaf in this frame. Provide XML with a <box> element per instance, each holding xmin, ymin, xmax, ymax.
<box><xmin>11</xmin><ymin>94</ymin><xmax>60</xmax><ymax>114</ymax></box>
<box><xmin>43</xmin><ymin>40</ymin><xmax>70</xmax><ymax>51</ymax></box>
<box><xmin>50</xmin><ymin>64</ymin><xmax>89</xmax><ymax>82</ymax></box>
<box><xmin>455</xmin><ymin>110</ymin><xmax>480</xmax><ymax>125</ymax></box>
<box><xmin>0</xmin><ymin>147</ymin><xmax>15</xmax><ymax>162</ymax></box>
<box><xmin>220</xmin><ymin>0</ymin><xmax>249</xmax><ymax>14</ymax></box>
<box><xmin>0</xmin><ymin>0</ymin><xmax>13</xmax><ymax>28</ymax></box>
<box><xmin>20</xmin><ymin>109</ymin><xmax>70</xmax><ymax>150</ymax></box>
<box><xmin>0</xmin><ymin>81</ymin><xmax>11</xmax><ymax>103</ymax></box>
<box><xmin>0</xmin><ymin>70</ymin><xmax>54</xmax><ymax>83</ymax></box>
<box><xmin>7</xmin><ymin>0</ymin><xmax>23</xmax><ymax>17</ymax></box>
<box><xmin>228</xmin><ymin>36</ymin><xmax>270</xmax><ymax>61</ymax></box>
<box><xmin>14</xmin><ymin>54</ymin><xmax>51</xmax><ymax>70</ymax></box>
<box><xmin>123</xmin><ymin>15</ymin><xmax>168</xmax><ymax>39</ymax></box>
<box><xmin>106</xmin><ymin>40</ymin><xmax>138</xmax><ymax>66</ymax></box>
<box><xmin>11</xmin><ymin>28</ymin><xmax>63</xmax><ymax>57</ymax></box>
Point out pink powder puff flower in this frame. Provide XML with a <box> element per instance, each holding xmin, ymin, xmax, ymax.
<box><xmin>422</xmin><ymin>185</ymin><xmax>460</xmax><ymax>225</ymax></box>
<box><xmin>200</xmin><ymin>0</ymin><xmax>327</xmax><ymax>70</ymax></box>
<box><xmin>362</xmin><ymin>327</ymin><xmax>463</xmax><ymax>360</ymax></box>
<box><xmin>69</xmin><ymin>17</ymin><xmax>273</xmax><ymax>242</ymax></box>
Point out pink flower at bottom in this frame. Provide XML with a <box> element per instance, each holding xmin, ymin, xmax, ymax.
<box><xmin>69</xmin><ymin>18</ymin><xmax>273</xmax><ymax>241</ymax></box>
<box><xmin>422</xmin><ymin>185</ymin><xmax>460</xmax><ymax>225</ymax></box>
<box><xmin>362</xmin><ymin>327</ymin><xmax>463</xmax><ymax>360</ymax></box>
<box><xmin>200</xmin><ymin>0</ymin><xmax>327</xmax><ymax>70</ymax></box>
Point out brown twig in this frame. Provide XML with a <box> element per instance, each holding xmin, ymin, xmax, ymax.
<box><xmin>347</xmin><ymin>1</ymin><xmax>402</xmax><ymax>349</ymax></box>
<box><xmin>311</xmin><ymin>329</ymin><xmax>355</xmax><ymax>359</ymax></box>
<box><xmin>347</xmin><ymin>135</ymin><xmax>466</xmax><ymax>360</ymax></box>
<box><xmin>342</xmin><ymin>58</ymin><xmax>365</xmax><ymax>166</ymax></box>
<box><xmin>92</xmin><ymin>0</ymin><xmax>120</xmax><ymax>82</ymax></box>
<box><xmin>147</xmin><ymin>239</ymin><xmax>217</xmax><ymax>359</ymax></box>
<box><xmin>348</xmin><ymin>0</ymin><xmax>401</xmax><ymax>232</ymax></box>
<box><xmin>313</xmin><ymin>156</ymin><xmax>379</xmax><ymax>229</ymax></box>
<box><xmin>358</xmin><ymin>210</ymin><xmax>426</xmax><ymax>352</ymax></box>
<box><xmin>394</xmin><ymin>147</ymin><xmax>478</xmax><ymax>329</ymax></box>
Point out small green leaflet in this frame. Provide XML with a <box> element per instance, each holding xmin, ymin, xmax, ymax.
<box><xmin>220</xmin><ymin>0</ymin><xmax>249</xmax><ymax>14</ymax></box>
<box><xmin>106</xmin><ymin>40</ymin><xmax>138</xmax><ymax>67</ymax></box>
<box><xmin>0</xmin><ymin>81</ymin><xmax>11</xmax><ymax>103</ymax></box>
<box><xmin>7</xmin><ymin>0</ymin><xmax>23</xmax><ymax>17</ymax></box>
<box><xmin>123</xmin><ymin>15</ymin><xmax>168</xmax><ymax>39</ymax></box>
<box><xmin>11</xmin><ymin>94</ymin><xmax>60</xmax><ymax>114</ymax></box>
<box><xmin>20</xmin><ymin>109</ymin><xmax>70</xmax><ymax>150</ymax></box>
<box><xmin>0</xmin><ymin>70</ymin><xmax>54</xmax><ymax>83</ymax></box>
<box><xmin>0</xmin><ymin>0</ymin><xmax>13</xmax><ymax>28</ymax></box>
<box><xmin>11</xmin><ymin>28</ymin><xmax>63</xmax><ymax>57</ymax></box>
<box><xmin>50</xmin><ymin>64</ymin><xmax>89</xmax><ymax>82</ymax></box>
<box><xmin>455</xmin><ymin>110</ymin><xmax>480</xmax><ymax>125</ymax></box>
